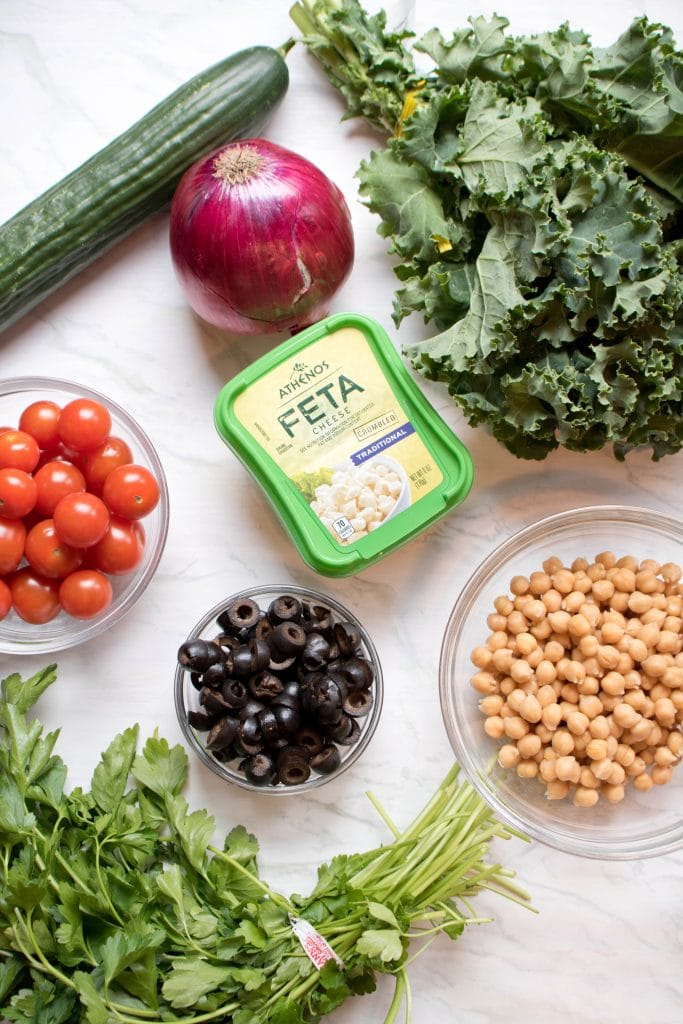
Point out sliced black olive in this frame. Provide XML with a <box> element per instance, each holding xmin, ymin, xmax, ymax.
<box><xmin>258</xmin><ymin>707</ymin><xmax>280</xmax><ymax>745</ymax></box>
<box><xmin>200</xmin><ymin>687</ymin><xmax>232</xmax><ymax>716</ymax></box>
<box><xmin>221</xmin><ymin>678</ymin><xmax>249</xmax><ymax>710</ymax></box>
<box><xmin>268</xmin><ymin>651</ymin><xmax>296</xmax><ymax>674</ymax></box>
<box><xmin>339</xmin><ymin>656</ymin><xmax>374</xmax><ymax>691</ymax></box>
<box><xmin>343</xmin><ymin>688</ymin><xmax>374</xmax><ymax>718</ymax></box>
<box><xmin>202</xmin><ymin>661</ymin><xmax>229</xmax><ymax>689</ymax></box>
<box><xmin>217</xmin><ymin>598</ymin><xmax>261</xmax><ymax>635</ymax></box>
<box><xmin>255</xmin><ymin>617</ymin><xmax>273</xmax><ymax>643</ymax></box>
<box><xmin>267</xmin><ymin>594</ymin><xmax>302</xmax><ymax>625</ymax></box>
<box><xmin>336</xmin><ymin>717</ymin><xmax>361</xmax><ymax>746</ymax></box>
<box><xmin>281</xmin><ymin>679</ymin><xmax>304</xmax><ymax>699</ymax></box>
<box><xmin>270</xmin><ymin>621</ymin><xmax>307</xmax><ymax>656</ymax></box>
<box><xmin>273</xmin><ymin>703</ymin><xmax>301</xmax><ymax>735</ymax></box>
<box><xmin>276</xmin><ymin>744</ymin><xmax>311</xmax><ymax>786</ymax></box>
<box><xmin>190</xmin><ymin>671</ymin><xmax>204</xmax><ymax>692</ymax></box>
<box><xmin>213</xmin><ymin>633</ymin><xmax>241</xmax><ymax>653</ymax></box>
<box><xmin>302</xmin><ymin>604</ymin><xmax>334</xmax><ymax>639</ymax></box>
<box><xmin>187</xmin><ymin>710</ymin><xmax>215</xmax><ymax>731</ymax></box>
<box><xmin>310</xmin><ymin>744</ymin><xmax>342</xmax><ymax>774</ymax></box>
<box><xmin>334</xmin><ymin>621</ymin><xmax>362</xmax><ymax>658</ymax></box>
<box><xmin>243</xmin><ymin>752</ymin><xmax>276</xmax><ymax>786</ymax></box>
<box><xmin>177</xmin><ymin>638</ymin><xmax>224</xmax><ymax>672</ymax></box>
<box><xmin>325</xmin><ymin>714</ymin><xmax>353</xmax><ymax>743</ymax></box>
<box><xmin>231</xmin><ymin>645</ymin><xmax>256</xmax><ymax>678</ymax></box>
<box><xmin>206</xmin><ymin>716</ymin><xmax>239</xmax><ymax>750</ymax></box>
<box><xmin>249</xmin><ymin>670</ymin><xmax>284</xmax><ymax>701</ymax></box>
<box><xmin>239</xmin><ymin>699</ymin><xmax>266</xmax><ymax>722</ymax></box>
<box><xmin>239</xmin><ymin>716</ymin><xmax>264</xmax><ymax>754</ymax></box>
<box><xmin>248</xmin><ymin>637</ymin><xmax>271</xmax><ymax>672</ymax></box>
<box><xmin>304</xmin><ymin>676</ymin><xmax>343</xmax><ymax>724</ymax></box>
<box><xmin>268</xmin><ymin>736</ymin><xmax>290</xmax><ymax>751</ymax></box>
<box><xmin>270</xmin><ymin>691</ymin><xmax>301</xmax><ymax>711</ymax></box>
<box><xmin>294</xmin><ymin>726</ymin><xmax>324</xmax><ymax>756</ymax></box>
<box><xmin>302</xmin><ymin>633</ymin><xmax>331</xmax><ymax>671</ymax></box>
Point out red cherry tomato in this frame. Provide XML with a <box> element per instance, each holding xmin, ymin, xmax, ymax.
<box><xmin>59</xmin><ymin>569</ymin><xmax>112</xmax><ymax>619</ymax></box>
<box><xmin>0</xmin><ymin>468</ymin><xmax>38</xmax><ymax>519</ymax></box>
<box><xmin>24</xmin><ymin>519</ymin><xmax>83</xmax><ymax>578</ymax></box>
<box><xmin>9</xmin><ymin>568</ymin><xmax>61</xmax><ymax>624</ymax></box>
<box><xmin>0</xmin><ymin>429</ymin><xmax>40</xmax><ymax>472</ymax></box>
<box><xmin>19</xmin><ymin>400</ymin><xmax>62</xmax><ymax>450</ymax></box>
<box><xmin>53</xmin><ymin>492</ymin><xmax>110</xmax><ymax>548</ymax></box>
<box><xmin>79</xmin><ymin>436</ymin><xmax>133</xmax><ymax>493</ymax></box>
<box><xmin>0</xmin><ymin>518</ymin><xmax>26</xmax><ymax>574</ymax></box>
<box><xmin>90</xmin><ymin>517</ymin><xmax>145</xmax><ymax>575</ymax></box>
<box><xmin>34</xmin><ymin>460</ymin><xmax>86</xmax><ymax>516</ymax></box>
<box><xmin>102</xmin><ymin>464</ymin><xmax>160</xmax><ymax>520</ymax></box>
<box><xmin>58</xmin><ymin>398</ymin><xmax>112</xmax><ymax>452</ymax></box>
<box><xmin>0</xmin><ymin>578</ymin><xmax>11</xmax><ymax>620</ymax></box>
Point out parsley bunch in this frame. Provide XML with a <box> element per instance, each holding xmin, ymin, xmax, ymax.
<box><xmin>0</xmin><ymin>668</ymin><xmax>530</xmax><ymax>1024</ymax></box>
<box><xmin>291</xmin><ymin>0</ymin><xmax>683</xmax><ymax>460</ymax></box>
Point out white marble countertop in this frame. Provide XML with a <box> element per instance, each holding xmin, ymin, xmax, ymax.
<box><xmin>2</xmin><ymin>1</ymin><xmax>682</xmax><ymax>1022</ymax></box>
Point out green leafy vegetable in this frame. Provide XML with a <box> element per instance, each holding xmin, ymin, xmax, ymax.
<box><xmin>291</xmin><ymin>0</ymin><xmax>683</xmax><ymax>460</ymax></box>
<box><xmin>0</xmin><ymin>667</ymin><xmax>532</xmax><ymax>1024</ymax></box>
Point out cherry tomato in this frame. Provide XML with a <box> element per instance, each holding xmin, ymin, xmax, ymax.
<box><xmin>9</xmin><ymin>568</ymin><xmax>61</xmax><ymax>624</ymax></box>
<box><xmin>34</xmin><ymin>460</ymin><xmax>86</xmax><ymax>516</ymax></box>
<box><xmin>79</xmin><ymin>436</ymin><xmax>132</xmax><ymax>493</ymax></box>
<box><xmin>59</xmin><ymin>569</ymin><xmax>112</xmax><ymax>619</ymax></box>
<box><xmin>0</xmin><ymin>429</ymin><xmax>40</xmax><ymax>472</ymax></box>
<box><xmin>24</xmin><ymin>519</ymin><xmax>83</xmax><ymax>578</ymax></box>
<box><xmin>19</xmin><ymin>400</ymin><xmax>62</xmax><ymax>450</ymax></box>
<box><xmin>90</xmin><ymin>517</ymin><xmax>145</xmax><ymax>575</ymax></box>
<box><xmin>0</xmin><ymin>467</ymin><xmax>38</xmax><ymax>519</ymax></box>
<box><xmin>58</xmin><ymin>398</ymin><xmax>112</xmax><ymax>452</ymax></box>
<box><xmin>53</xmin><ymin>492</ymin><xmax>110</xmax><ymax>548</ymax></box>
<box><xmin>102</xmin><ymin>464</ymin><xmax>160</xmax><ymax>520</ymax></box>
<box><xmin>0</xmin><ymin>578</ymin><xmax>11</xmax><ymax>621</ymax></box>
<box><xmin>0</xmin><ymin>518</ymin><xmax>26</xmax><ymax>574</ymax></box>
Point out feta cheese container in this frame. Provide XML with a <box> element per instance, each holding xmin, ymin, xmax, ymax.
<box><xmin>214</xmin><ymin>313</ymin><xmax>473</xmax><ymax>576</ymax></box>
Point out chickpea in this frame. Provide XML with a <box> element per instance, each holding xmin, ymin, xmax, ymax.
<box><xmin>654</xmin><ymin>746</ymin><xmax>677</xmax><ymax>767</ymax></box>
<box><xmin>667</xmin><ymin>732</ymin><xmax>683</xmax><ymax>758</ymax></box>
<box><xmin>543</xmin><ymin>556</ymin><xmax>564</xmax><ymax>575</ymax></box>
<box><xmin>617</xmin><ymin>555</ymin><xmax>639</xmax><ymax>572</ymax></box>
<box><xmin>574</xmin><ymin>786</ymin><xmax>599</xmax><ymax>807</ymax></box>
<box><xmin>639</xmin><ymin>623</ymin><xmax>662</xmax><ymax>649</ymax></box>
<box><xmin>610</xmin><ymin>592</ymin><xmax>630</xmax><ymax>614</ymax></box>
<box><xmin>601</xmin><ymin>620</ymin><xmax>624</xmax><ymax>645</ymax></box>
<box><xmin>603</xmin><ymin>783</ymin><xmax>625</xmax><ymax>804</ymax></box>
<box><xmin>612</xmin><ymin>568</ymin><xmax>637</xmax><ymax>593</ymax></box>
<box><xmin>663</xmin><ymin>667</ymin><xmax>683</xmax><ymax>688</ymax></box>
<box><xmin>579</xmin><ymin>766</ymin><xmax>601</xmax><ymax>789</ymax></box>
<box><xmin>592</xmin><ymin>758</ymin><xmax>614</xmax><ymax>781</ymax></box>
<box><xmin>560</xmin><ymin>682</ymin><xmax>580</xmax><ymax>704</ymax></box>
<box><xmin>607</xmin><ymin>763</ymin><xmax>626</xmax><ymax>786</ymax></box>
<box><xmin>586</xmin><ymin>737</ymin><xmax>608</xmax><ymax>761</ymax></box>
<box><xmin>555</xmin><ymin>755</ymin><xmax>580</xmax><ymax>783</ymax></box>
<box><xmin>601</xmin><ymin>671</ymin><xmax>626</xmax><ymax>697</ymax></box>
<box><xmin>504</xmin><ymin>716</ymin><xmax>529</xmax><ymax>740</ymax></box>
<box><xmin>537</xmin><ymin>683</ymin><xmax>558</xmax><ymax>707</ymax></box>
<box><xmin>579</xmin><ymin>604</ymin><xmax>601</xmax><ymax>629</ymax></box>
<box><xmin>589</xmin><ymin>715</ymin><xmax>610</xmax><ymax>740</ymax></box>
<box><xmin>626</xmin><ymin>637</ymin><xmax>648</xmax><ymax>664</ymax></box>
<box><xmin>471</xmin><ymin>645</ymin><xmax>493</xmax><ymax>669</ymax></box>
<box><xmin>544</xmin><ymin>640</ymin><xmax>566</xmax><ymax>663</ymax></box>
<box><xmin>487</xmin><ymin>630</ymin><xmax>509</xmax><ymax>652</ymax></box>
<box><xmin>492</xmin><ymin>648</ymin><xmax>514</xmax><ymax>673</ymax></box>
<box><xmin>654</xmin><ymin>697</ymin><xmax>676</xmax><ymax>726</ymax></box>
<box><xmin>529</xmin><ymin>571</ymin><xmax>552</xmax><ymax>595</ymax></box>
<box><xmin>596</xmin><ymin>551</ymin><xmax>617</xmax><ymax>568</ymax></box>
<box><xmin>510</xmin><ymin>575</ymin><xmax>530</xmax><ymax>595</ymax></box>
<box><xmin>494</xmin><ymin>595</ymin><xmax>515</xmax><ymax>616</ymax></box>
<box><xmin>535</xmin><ymin>723</ymin><xmax>553</xmax><ymax>744</ymax></box>
<box><xmin>612</xmin><ymin>702</ymin><xmax>642</xmax><ymax>729</ymax></box>
<box><xmin>657</xmin><ymin>630</ymin><xmax>680</xmax><ymax>655</ymax></box>
<box><xmin>541</xmin><ymin>703</ymin><xmax>563</xmax><ymax>730</ymax></box>
<box><xmin>579</xmin><ymin>676</ymin><xmax>600</xmax><ymax>696</ymax></box>
<box><xmin>498</xmin><ymin>744</ymin><xmax>521</xmax><ymax>769</ymax></box>
<box><xmin>592</xmin><ymin>579</ymin><xmax>615</xmax><ymax>603</ymax></box>
<box><xmin>531</xmin><ymin>619</ymin><xmax>553</xmax><ymax>641</ymax></box>
<box><xmin>563</xmin><ymin>661</ymin><xmax>586</xmax><ymax>685</ymax></box>
<box><xmin>552</xmin><ymin>730</ymin><xmax>575</xmax><ymax>756</ymax></box>
<box><xmin>627</xmin><ymin>591</ymin><xmax>653</xmax><ymax>615</ymax></box>
<box><xmin>633</xmin><ymin>772</ymin><xmax>654</xmax><ymax>791</ymax></box>
<box><xmin>484</xmin><ymin>716</ymin><xmax>505</xmax><ymax>739</ymax></box>
<box><xmin>652</xmin><ymin>764</ymin><xmax>673</xmax><ymax>786</ymax></box>
<box><xmin>597</xmin><ymin>645</ymin><xmax>621</xmax><ymax>671</ymax></box>
<box><xmin>546</xmin><ymin>780</ymin><xmax>570</xmax><ymax>800</ymax></box>
<box><xmin>567</xmin><ymin>711</ymin><xmax>589</xmax><ymax>736</ymax></box>
<box><xmin>628</xmin><ymin>756</ymin><xmax>647</xmax><ymax>778</ymax></box>
<box><xmin>517</xmin><ymin>759</ymin><xmax>539</xmax><ymax>779</ymax></box>
<box><xmin>579</xmin><ymin>633</ymin><xmax>599</xmax><ymax>657</ymax></box>
<box><xmin>660</xmin><ymin>562</ymin><xmax>683</xmax><ymax>585</ymax></box>
<box><xmin>579</xmin><ymin>695</ymin><xmax>603</xmax><ymax>720</ymax></box>
<box><xmin>500</xmin><ymin>677</ymin><xmax>515</xmax><ymax>696</ymax></box>
<box><xmin>564</xmin><ymin>592</ymin><xmax>585</xmax><ymax>614</ymax></box>
<box><xmin>519</xmin><ymin>694</ymin><xmax>543</xmax><ymax>724</ymax></box>
<box><xmin>587</xmin><ymin>562</ymin><xmax>606</xmax><ymax>582</ymax></box>
<box><xmin>510</xmin><ymin>659</ymin><xmax>534</xmax><ymax>685</ymax></box>
<box><xmin>615</xmin><ymin>743</ymin><xmax>636</xmax><ymax>767</ymax></box>
<box><xmin>479</xmin><ymin>694</ymin><xmax>504</xmax><ymax>716</ymax></box>
<box><xmin>471</xmin><ymin>672</ymin><xmax>499</xmax><ymax>695</ymax></box>
<box><xmin>542</xmin><ymin>590</ymin><xmax>563</xmax><ymax>613</ymax></box>
<box><xmin>517</xmin><ymin>733</ymin><xmax>542</xmax><ymax>759</ymax></box>
<box><xmin>539</xmin><ymin>759</ymin><xmax>557</xmax><ymax>783</ymax></box>
<box><xmin>548</xmin><ymin>610</ymin><xmax>571</xmax><ymax>634</ymax></box>
<box><xmin>553</xmin><ymin>569</ymin><xmax>576</xmax><ymax>595</ymax></box>
<box><xmin>605</xmin><ymin>735</ymin><xmax>619</xmax><ymax>759</ymax></box>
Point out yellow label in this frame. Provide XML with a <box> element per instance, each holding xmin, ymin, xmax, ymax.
<box><xmin>233</xmin><ymin>327</ymin><xmax>443</xmax><ymax>546</ymax></box>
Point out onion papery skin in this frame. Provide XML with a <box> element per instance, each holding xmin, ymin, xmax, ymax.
<box><xmin>169</xmin><ymin>139</ymin><xmax>355</xmax><ymax>335</ymax></box>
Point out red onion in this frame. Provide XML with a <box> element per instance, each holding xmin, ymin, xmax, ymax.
<box><xmin>169</xmin><ymin>138</ymin><xmax>354</xmax><ymax>335</ymax></box>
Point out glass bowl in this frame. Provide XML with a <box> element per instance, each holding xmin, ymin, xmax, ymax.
<box><xmin>175</xmin><ymin>584</ymin><xmax>383</xmax><ymax>793</ymax></box>
<box><xmin>439</xmin><ymin>505</ymin><xmax>683</xmax><ymax>860</ymax></box>
<box><xmin>0</xmin><ymin>377</ymin><xmax>169</xmax><ymax>654</ymax></box>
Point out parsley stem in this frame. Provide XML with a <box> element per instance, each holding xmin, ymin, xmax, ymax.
<box><xmin>207</xmin><ymin>846</ymin><xmax>295</xmax><ymax>912</ymax></box>
<box><xmin>383</xmin><ymin>970</ymin><xmax>406</xmax><ymax>1024</ymax></box>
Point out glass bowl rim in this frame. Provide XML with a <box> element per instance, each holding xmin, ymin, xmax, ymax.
<box><xmin>174</xmin><ymin>583</ymin><xmax>384</xmax><ymax>795</ymax></box>
<box><xmin>0</xmin><ymin>375</ymin><xmax>170</xmax><ymax>654</ymax></box>
<box><xmin>439</xmin><ymin>503</ymin><xmax>683</xmax><ymax>860</ymax></box>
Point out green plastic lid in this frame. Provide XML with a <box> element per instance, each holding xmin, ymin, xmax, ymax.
<box><xmin>214</xmin><ymin>313</ymin><xmax>473</xmax><ymax>576</ymax></box>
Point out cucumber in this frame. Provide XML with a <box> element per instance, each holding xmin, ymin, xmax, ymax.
<box><xmin>0</xmin><ymin>45</ymin><xmax>288</xmax><ymax>334</ymax></box>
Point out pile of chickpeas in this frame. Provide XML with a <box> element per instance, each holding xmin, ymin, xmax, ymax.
<box><xmin>470</xmin><ymin>552</ymin><xmax>683</xmax><ymax>807</ymax></box>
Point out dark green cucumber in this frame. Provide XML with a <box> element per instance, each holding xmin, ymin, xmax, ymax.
<box><xmin>0</xmin><ymin>45</ymin><xmax>288</xmax><ymax>334</ymax></box>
